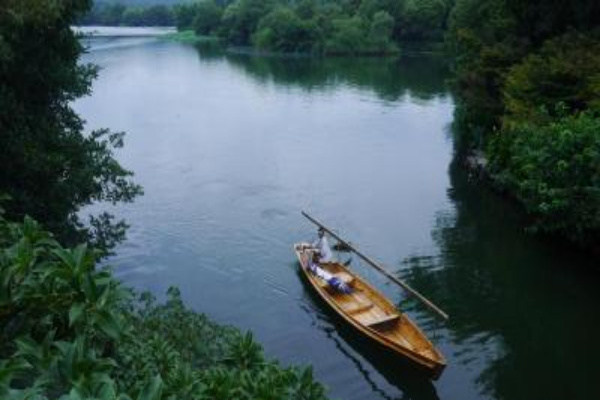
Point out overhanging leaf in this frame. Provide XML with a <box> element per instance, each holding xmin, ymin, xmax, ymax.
<box><xmin>137</xmin><ymin>375</ymin><xmax>162</xmax><ymax>400</ymax></box>
<box><xmin>69</xmin><ymin>303</ymin><xmax>86</xmax><ymax>327</ymax></box>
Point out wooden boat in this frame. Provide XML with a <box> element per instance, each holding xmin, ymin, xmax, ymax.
<box><xmin>294</xmin><ymin>243</ymin><xmax>446</xmax><ymax>380</ymax></box>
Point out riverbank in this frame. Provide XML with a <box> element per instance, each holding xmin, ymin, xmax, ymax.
<box><xmin>164</xmin><ymin>30</ymin><xmax>221</xmax><ymax>45</ymax></box>
<box><xmin>164</xmin><ymin>29</ymin><xmax>403</xmax><ymax>57</ymax></box>
<box><xmin>447</xmin><ymin>0</ymin><xmax>600</xmax><ymax>253</ymax></box>
<box><xmin>461</xmin><ymin>145</ymin><xmax>600</xmax><ymax>258</ymax></box>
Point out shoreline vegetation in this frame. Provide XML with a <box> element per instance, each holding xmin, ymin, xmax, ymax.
<box><xmin>0</xmin><ymin>216</ymin><xmax>329</xmax><ymax>399</ymax></box>
<box><xmin>164</xmin><ymin>30</ymin><xmax>221</xmax><ymax>45</ymax></box>
<box><xmin>80</xmin><ymin>0</ymin><xmax>450</xmax><ymax>57</ymax></box>
<box><xmin>447</xmin><ymin>1</ymin><xmax>600</xmax><ymax>251</ymax></box>
<box><xmin>162</xmin><ymin>30</ymin><xmax>445</xmax><ymax>58</ymax></box>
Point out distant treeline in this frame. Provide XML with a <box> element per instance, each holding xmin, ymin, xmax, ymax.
<box><xmin>79</xmin><ymin>3</ymin><xmax>176</xmax><ymax>26</ymax></box>
<box><xmin>80</xmin><ymin>0</ymin><xmax>454</xmax><ymax>55</ymax></box>
<box><xmin>176</xmin><ymin>0</ymin><xmax>453</xmax><ymax>55</ymax></box>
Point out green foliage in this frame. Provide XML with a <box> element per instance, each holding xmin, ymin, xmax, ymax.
<box><xmin>253</xmin><ymin>7</ymin><xmax>321</xmax><ymax>53</ymax></box>
<box><xmin>447</xmin><ymin>0</ymin><xmax>600</xmax><ymax>247</ymax></box>
<box><xmin>396</xmin><ymin>0</ymin><xmax>451</xmax><ymax>41</ymax></box>
<box><xmin>296</xmin><ymin>0</ymin><xmax>318</xmax><ymax>20</ymax></box>
<box><xmin>369</xmin><ymin>11</ymin><xmax>396</xmax><ymax>53</ymax></box>
<box><xmin>87</xmin><ymin>3</ymin><xmax>127</xmax><ymax>25</ymax></box>
<box><xmin>193</xmin><ymin>0</ymin><xmax>223</xmax><ymax>35</ymax></box>
<box><xmin>165</xmin><ymin>30</ymin><xmax>221</xmax><ymax>45</ymax></box>
<box><xmin>0</xmin><ymin>0</ymin><xmax>142</xmax><ymax>253</ymax></box>
<box><xmin>167</xmin><ymin>0</ymin><xmax>436</xmax><ymax>55</ymax></box>
<box><xmin>357</xmin><ymin>0</ymin><xmax>379</xmax><ymax>20</ymax></box>
<box><xmin>0</xmin><ymin>216</ymin><xmax>330</xmax><ymax>399</ymax></box>
<box><xmin>505</xmin><ymin>0</ymin><xmax>600</xmax><ymax>46</ymax></box>
<box><xmin>136</xmin><ymin>5</ymin><xmax>174</xmax><ymax>26</ymax></box>
<box><xmin>220</xmin><ymin>0</ymin><xmax>275</xmax><ymax>46</ymax></box>
<box><xmin>489</xmin><ymin>113</ymin><xmax>600</xmax><ymax>244</ymax></box>
<box><xmin>446</xmin><ymin>0</ymin><xmax>522</xmax><ymax>138</ymax></box>
<box><xmin>448</xmin><ymin>0</ymin><xmax>600</xmax><ymax>137</ymax></box>
<box><xmin>174</xmin><ymin>3</ymin><xmax>202</xmax><ymax>31</ymax></box>
<box><xmin>447</xmin><ymin>0</ymin><xmax>516</xmax><ymax>48</ymax></box>
<box><xmin>326</xmin><ymin>16</ymin><xmax>369</xmax><ymax>55</ymax></box>
<box><xmin>504</xmin><ymin>31</ymin><xmax>600</xmax><ymax>125</ymax></box>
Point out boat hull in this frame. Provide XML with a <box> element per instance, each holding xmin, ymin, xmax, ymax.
<box><xmin>294</xmin><ymin>243</ymin><xmax>446</xmax><ymax>380</ymax></box>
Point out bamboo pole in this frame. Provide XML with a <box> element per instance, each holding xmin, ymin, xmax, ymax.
<box><xmin>302</xmin><ymin>211</ymin><xmax>449</xmax><ymax>321</ymax></box>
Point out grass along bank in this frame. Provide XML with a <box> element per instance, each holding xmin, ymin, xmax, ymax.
<box><xmin>164</xmin><ymin>30</ymin><xmax>221</xmax><ymax>45</ymax></box>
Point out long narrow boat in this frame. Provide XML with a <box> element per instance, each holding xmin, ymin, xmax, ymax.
<box><xmin>294</xmin><ymin>243</ymin><xmax>446</xmax><ymax>380</ymax></box>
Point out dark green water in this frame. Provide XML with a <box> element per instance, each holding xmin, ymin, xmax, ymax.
<box><xmin>75</xmin><ymin>29</ymin><xmax>599</xmax><ymax>400</ymax></box>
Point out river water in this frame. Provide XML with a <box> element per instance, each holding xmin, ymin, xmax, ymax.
<box><xmin>75</xmin><ymin>28</ymin><xmax>599</xmax><ymax>400</ymax></box>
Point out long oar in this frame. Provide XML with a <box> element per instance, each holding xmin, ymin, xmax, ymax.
<box><xmin>302</xmin><ymin>211</ymin><xmax>449</xmax><ymax>321</ymax></box>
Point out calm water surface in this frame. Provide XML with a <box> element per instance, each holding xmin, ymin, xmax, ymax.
<box><xmin>75</xmin><ymin>28</ymin><xmax>600</xmax><ymax>400</ymax></box>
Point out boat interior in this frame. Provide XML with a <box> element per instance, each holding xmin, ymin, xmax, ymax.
<box><xmin>310</xmin><ymin>259</ymin><xmax>439</xmax><ymax>360</ymax></box>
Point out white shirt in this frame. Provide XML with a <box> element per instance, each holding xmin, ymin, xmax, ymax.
<box><xmin>312</xmin><ymin>236</ymin><xmax>333</xmax><ymax>262</ymax></box>
<box><xmin>307</xmin><ymin>258</ymin><xmax>333</xmax><ymax>281</ymax></box>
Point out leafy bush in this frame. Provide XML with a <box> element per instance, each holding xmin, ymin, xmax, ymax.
<box><xmin>448</xmin><ymin>1</ymin><xmax>600</xmax><ymax>249</ymax></box>
<box><xmin>368</xmin><ymin>11</ymin><xmax>397</xmax><ymax>53</ymax></box>
<box><xmin>219</xmin><ymin>0</ymin><xmax>276</xmax><ymax>46</ymax></box>
<box><xmin>193</xmin><ymin>0</ymin><xmax>223</xmax><ymax>35</ymax></box>
<box><xmin>1</xmin><ymin>0</ymin><xmax>143</xmax><ymax>253</ymax></box>
<box><xmin>253</xmin><ymin>7</ymin><xmax>321</xmax><ymax>53</ymax></box>
<box><xmin>0</xmin><ymin>216</ymin><xmax>330</xmax><ymax>400</ymax></box>
<box><xmin>174</xmin><ymin>3</ymin><xmax>202</xmax><ymax>31</ymax></box>
<box><xmin>504</xmin><ymin>31</ymin><xmax>600</xmax><ymax>125</ymax></box>
<box><xmin>167</xmin><ymin>0</ymin><xmax>438</xmax><ymax>55</ymax></box>
<box><xmin>323</xmin><ymin>11</ymin><xmax>397</xmax><ymax>55</ymax></box>
<box><xmin>397</xmin><ymin>0</ymin><xmax>451</xmax><ymax>41</ymax></box>
<box><xmin>489</xmin><ymin>113</ymin><xmax>600</xmax><ymax>245</ymax></box>
<box><xmin>325</xmin><ymin>16</ymin><xmax>369</xmax><ymax>55</ymax></box>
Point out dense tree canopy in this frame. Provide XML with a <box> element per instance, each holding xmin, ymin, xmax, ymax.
<box><xmin>253</xmin><ymin>6</ymin><xmax>320</xmax><ymax>52</ymax></box>
<box><xmin>81</xmin><ymin>0</ymin><xmax>453</xmax><ymax>55</ymax></box>
<box><xmin>503</xmin><ymin>32</ymin><xmax>600</xmax><ymax>125</ymax></box>
<box><xmin>193</xmin><ymin>0</ymin><xmax>223</xmax><ymax>35</ymax></box>
<box><xmin>448</xmin><ymin>0</ymin><xmax>600</xmax><ymax>130</ymax></box>
<box><xmin>447</xmin><ymin>0</ymin><xmax>600</xmax><ymax>246</ymax></box>
<box><xmin>211</xmin><ymin>0</ymin><xmax>405</xmax><ymax>54</ymax></box>
<box><xmin>0</xmin><ymin>0</ymin><xmax>142</xmax><ymax>252</ymax></box>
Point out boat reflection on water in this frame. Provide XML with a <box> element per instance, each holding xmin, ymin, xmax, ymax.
<box><xmin>297</xmin><ymin>269</ymin><xmax>440</xmax><ymax>400</ymax></box>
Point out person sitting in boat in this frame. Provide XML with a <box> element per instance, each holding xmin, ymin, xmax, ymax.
<box><xmin>310</xmin><ymin>227</ymin><xmax>334</xmax><ymax>262</ymax></box>
<box><xmin>307</xmin><ymin>251</ymin><xmax>352</xmax><ymax>294</ymax></box>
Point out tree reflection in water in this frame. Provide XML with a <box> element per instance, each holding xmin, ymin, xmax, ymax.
<box><xmin>193</xmin><ymin>45</ymin><xmax>449</xmax><ymax>103</ymax></box>
<box><xmin>402</xmin><ymin>161</ymin><xmax>600</xmax><ymax>400</ymax></box>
